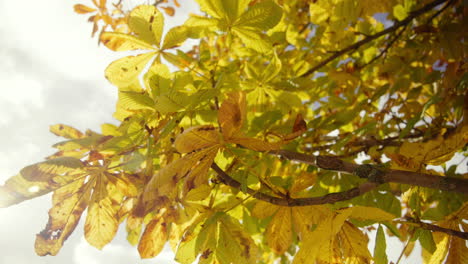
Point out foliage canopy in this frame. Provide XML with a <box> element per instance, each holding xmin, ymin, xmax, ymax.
<box><xmin>1</xmin><ymin>0</ymin><xmax>468</xmax><ymax>263</ymax></box>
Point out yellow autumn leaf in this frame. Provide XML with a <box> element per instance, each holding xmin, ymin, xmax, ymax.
<box><xmin>338</xmin><ymin>222</ymin><xmax>372</xmax><ymax>262</ymax></box>
<box><xmin>396</xmin><ymin>125</ymin><xmax>468</xmax><ymax>167</ymax></box>
<box><xmin>174</xmin><ymin>125</ymin><xmax>221</xmax><ymax>153</ymax></box>
<box><xmin>445</xmin><ymin>236</ymin><xmax>468</xmax><ymax>264</ymax></box>
<box><xmin>138</xmin><ymin>216</ymin><xmax>168</xmax><ymax>258</ymax></box>
<box><xmin>100</xmin><ymin>32</ymin><xmax>155</xmax><ymax>51</ymax></box>
<box><xmin>266</xmin><ymin>207</ymin><xmax>293</xmax><ymax>255</ymax></box>
<box><xmin>50</xmin><ymin>124</ymin><xmax>84</xmax><ymax>139</ymax></box>
<box><xmin>349</xmin><ymin>206</ymin><xmax>396</xmax><ymax>222</ymax></box>
<box><xmin>73</xmin><ymin>4</ymin><xmax>96</xmax><ymax>14</ymax></box>
<box><xmin>217</xmin><ymin>215</ymin><xmax>259</xmax><ymax>263</ymax></box>
<box><xmin>181</xmin><ymin>146</ymin><xmax>218</xmax><ymax>195</ymax></box>
<box><xmin>428</xmin><ymin>236</ymin><xmax>450</xmax><ymax>264</ymax></box>
<box><xmin>105</xmin><ymin>52</ymin><xmax>156</xmax><ymax>88</ymax></box>
<box><xmin>128</xmin><ymin>5</ymin><xmax>164</xmax><ymax>47</ymax></box>
<box><xmin>84</xmin><ymin>174</ymin><xmax>120</xmax><ymax>249</ymax></box>
<box><xmin>20</xmin><ymin>157</ymin><xmax>84</xmax><ymax>182</ymax></box>
<box><xmin>251</xmin><ymin>200</ymin><xmax>279</xmax><ymax>219</ymax></box>
<box><xmin>218</xmin><ymin>91</ymin><xmax>246</xmax><ymax>139</ymax></box>
<box><xmin>294</xmin><ymin>208</ymin><xmax>353</xmax><ymax>263</ymax></box>
<box><xmin>184</xmin><ymin>184</ymin><xmax>212</xmax><ymax>202</ymax></box>
<box><xmin>35</xmin><ymin>179</ymin><xmax>92</xmax><ymax>256</ymax></box>
<box><xmin>142</xmin><ymin>146</ymin><xmax>219</xmax><ymax>207</ymax></box>
<box><xmin>161</xmin><ymin>26</ymin><xmax>188</xmax><ymax>50</ymax></box>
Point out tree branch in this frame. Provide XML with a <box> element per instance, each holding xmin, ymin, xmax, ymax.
<box><xmin>300</xmin><ymin>0</ymin><xmax>451</xmax><ymax>78</ymax></box>
<box><xmin>211</xmin><ymin>164</ymin><xmax>468</xmax><ymax>240</ymax></box>
<box><xmin>397</xmin><ymin>217</ymin><xmax>468</xmax><ymax>240</ymax></box>
<box><xmin>270</xmin><ymin>150</ymin><xmax>468</xmax><ymax>194</ymax></box>
<box><xmin>211</xmin><ymin>162</ymin><xmax>378</xmax><ymax>207</ymax></box>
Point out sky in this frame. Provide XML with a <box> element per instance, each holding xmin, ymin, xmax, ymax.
<box><xmin>0</xmin><ymin>1</ymin><xmax>461</xmax><ymax>264</ymax></box>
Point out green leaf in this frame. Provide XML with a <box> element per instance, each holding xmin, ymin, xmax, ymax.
<box><xmin>393</xmin><ymin>4</ymin><xmax>407</xmax><ymax>21</ymax></box>
<box><xmin>262</xmin><ymin>51</ymin><xmax>282</xmax><ymax>83</ymax></box>
<box><xmin>417</xmin><ymin>229</ymin><xmax>436</xmax><ymax>253</ymax></box>
<box><xmin>374</xmin><ymin>225</ymin><xmax>388</xmax><ymax>264</ymax></box>
<box><xmin>118</xmin><ymin>91</ymin><xmax>155</xmax><ymax>110</ymax></box>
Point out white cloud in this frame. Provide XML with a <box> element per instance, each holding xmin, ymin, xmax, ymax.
<box><xmin>73</xmin><ymin>237</ymin><xmax>177</xmax><ymax>264</ymax></box>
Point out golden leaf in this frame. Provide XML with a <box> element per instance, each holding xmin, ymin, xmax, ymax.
<box><xmin>338</xmin><ymin>222</ymin><xmax>372</xmax><ymax>262</ymax></box>
<box><xmin>105</xmin><ymin>52</ymin><xmax>156</xmax><ymax>88</ymax></box>
<box><xmin>84</xmin><ymin>174</ymin><xmax>120</xmax><ymax>249</ymax></box>
<box><xmin>73</xmin><ymin>4</ymin><xmax>96</xmax><ymax>14</ymax></box>
<box><xmin>138</xmin><ymin>216</ymin><xmax>168</xmax><ymax>258</ymax></box>
<box><xmin>128</xmin><ymin>5</ymin><xmax>164</xmax><ymax>47</ymax></box>
<box><xmin>174</xmin><ymin>125</ymin><xmax>221</xmax><ymax>153</ymax></box>
<box><xmin>100</xmin><ymin>32</ymin><xmax>155</xmax><ymax>52</ymax></box>
<box><xmin>266</xmin><ymin>207</ymin><xmax>293</xmax><ymax>255</ymax></box>
<box><xmin>218</xmin><ymin>91</ymin><xmax>246</xmax><ymax>139</ymax></box>
<box><xmin>251</xmin><ymin>200</ymin><xmax>279</xmax><ymax>219</ymax></box>
<box><xmin>349</xmin><ymin>206</ymin><xmax>396</xmax><ymax>222</ymax></box>
<box><xmin>35</xmin><ymin>179</ymin><xmax>92</xmax><ymax>256</ymax></box>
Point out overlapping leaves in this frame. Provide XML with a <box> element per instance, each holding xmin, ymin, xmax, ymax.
<box><xmin>101</xmin><ymin>5</ymin><xmax>188</xmax><ymax>88</ymax></box>
<box><xmin>0</xmin><ymin>125</ymin><xmax>137</xmax><ymax>255</ymax></box>
<box><xmin>186</xmin><ymin>0</ymin><xmax>282</xmax><ymax>53</ymax></box>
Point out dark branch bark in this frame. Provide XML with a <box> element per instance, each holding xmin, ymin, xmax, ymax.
<box><xmin>402</xmin><ymin>217</ymin><xmax>468</xmax><ymax>240</ymax></box>
<box><xmin>300</xmin><ymin>0</ymin><xmax>451</xmax><ymax>78</ymax></box>
<box><xmin>211</xmin><ymin>162</ymin><xmax>378</xmax><ymax>206</ymax></box>
<box><xmin>270</xmin><ymin>150</ymin><xmax>468</xmax><ymax>194</ymax></box>
<box><xmin>211</xmin><ymin>163</ymin><xmax>468</xmax><ymax>240</ymax></box>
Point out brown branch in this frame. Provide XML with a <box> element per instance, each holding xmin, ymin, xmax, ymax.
<box><xmin>300</xmin><ymin>0</ymin><xmax>451</xmax><ymax>78</ymax></box>
<box><xmin>211</xmin><ymin>162</ymin><xmax>378</xmax><ymax>207</ymax></box>
<box><xmin>400</xmin><ymin>217</ymin><xmax>468</xmax><ymax>240</ymax></box>
<box><xmin>270</xmin><ymin>150</ymin><xmax>468</xmax><ymax>194</ymax></box>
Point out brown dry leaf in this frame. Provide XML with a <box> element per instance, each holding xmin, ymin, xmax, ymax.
<box><xmin>292</xmin><ymin>113</ymin><xmax>307</xmax><ymax>133</ymax></box>
<box><xmin>218</xmin><ymin>91</ymin><xmax>246</xmax><ymax>139</ymax></box>
<box><xmin>161</xmin><ymin>6</ymin><xmax>175</xmax><ymax>16</ymax></box>
<box><xmin>138</xmin><ymin>216</ymin><xmax>168</xmax><ymax>258</ymax></box>
<box><xmin>35</xmin><ymin>179</ymin><xmax>92</xmax><ymax>256</ymax></box>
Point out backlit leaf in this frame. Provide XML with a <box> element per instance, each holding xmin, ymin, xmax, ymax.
<box><xmin>100</xmin><ymin>32</ymin><xmax>155</xmax><ymax>51</ymax></box>
<box><xmin>174</xmin><ymin>125</ymin><xmax>221</xmax><ymax>153</ymax></box>
<box><xmin>35</xmin><ymin>179</ymin><xmax>92</xmax><ymax>256</ymax></box>
<box><xmin>50</xmin><ymin>124</ymin><xmax>84</xmax><ymax>139</ymax></box>
<box><xmin>374</xmin><ymin>225</ymin><xmax>388</xmax><ymax>264</ymax></box>
<box><xmin>105</xmin><ymin>52</ymin><xmax>155</xmax><ymax>88</ymax></box>
<box><xmin>73</xmin><ymin>4</ymin><xmax>96</xmax><ymax>14</ymax></box>
<box><xmin>266</xmin><ymin>207</ymin><xmax>292</xmax><ymax>255</ymax></box>
<box><xmin>138</xmin><ymin>216</ymin><xmax>168</xmax><ymax>258</ymax></box>
<box><xmin>218</xmin><ymin>91</ymin><xmax>246</xmax><ymax>139</ymax></box>
<box><xmin>128</xmin><ymin>5</ymin><xmax>164</xmax><ymax>47</ymax></box>
<box><xmin>161</xmin><ymin>26</ymin><xmax>188</xmax><ymax>50</ymax></box>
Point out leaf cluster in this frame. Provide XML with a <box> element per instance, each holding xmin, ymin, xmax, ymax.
<box><xmin>1</xmin><ymin>0</ymin><xmax>467</xmax><ymax>263</ymax></box>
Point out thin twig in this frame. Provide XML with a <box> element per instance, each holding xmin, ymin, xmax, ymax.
<box><xmin>211</xmin><ymin>162</ymin><xmax>378</xmax><ymax>206</ymax></box>
<box><xmin>300</xmin><ymin>0</ymin><xmax>451</xmax><ymax>78</ymax></box>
